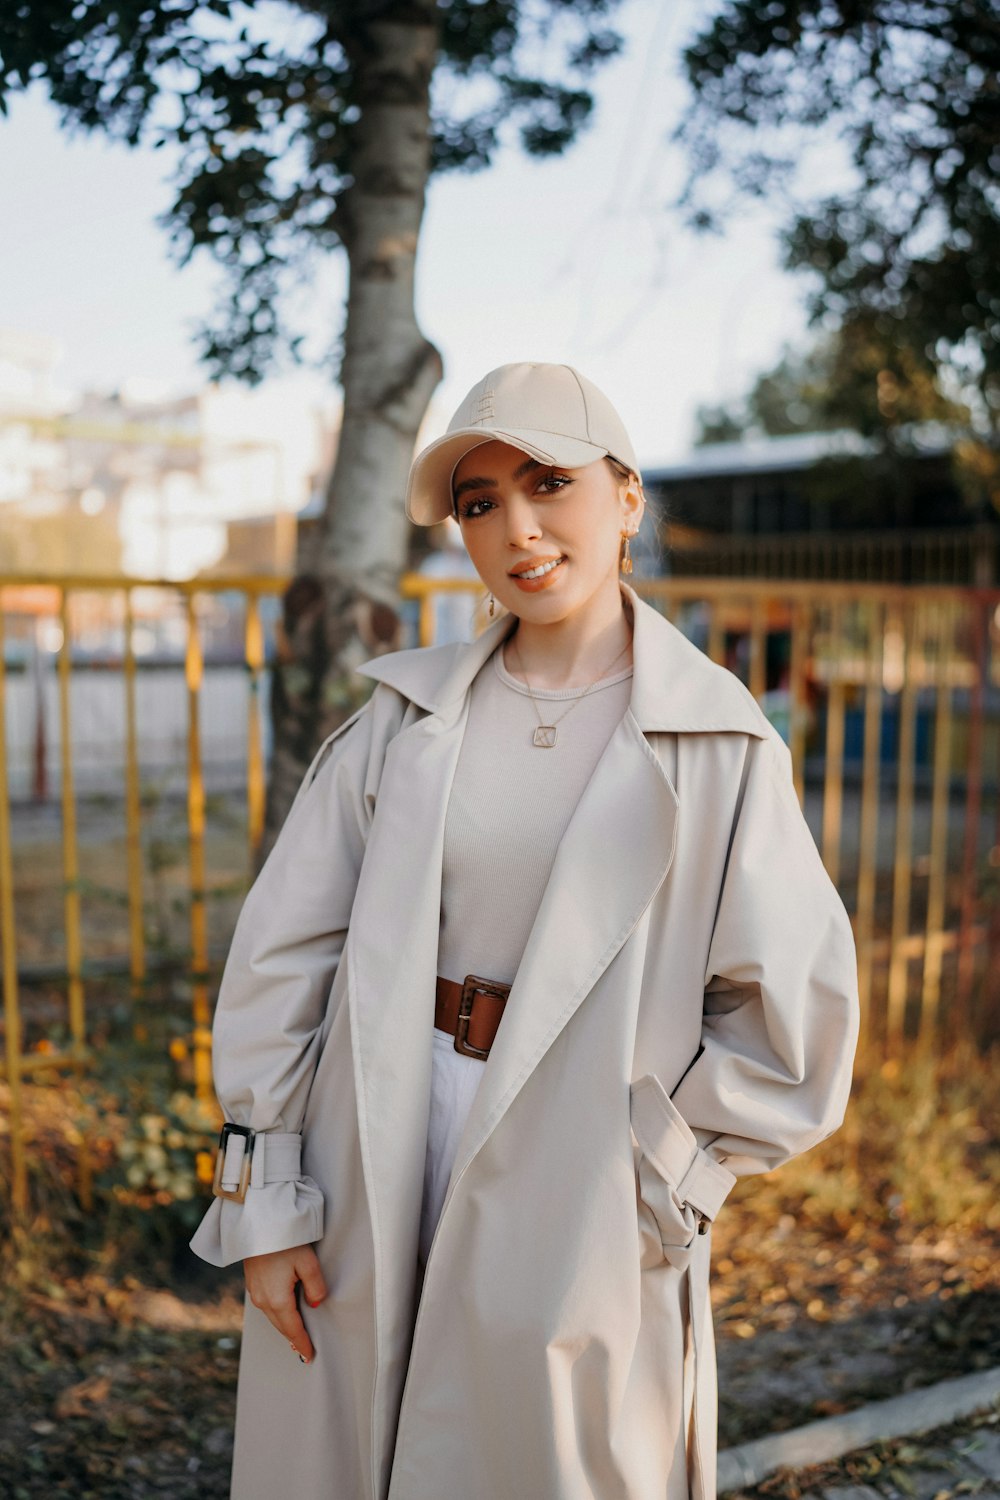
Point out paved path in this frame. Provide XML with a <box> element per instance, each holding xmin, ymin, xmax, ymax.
<box><xmin>728</xmin><ymin>1413</ymin><xmax>1000</xmax><ymax>1500</ymax></box>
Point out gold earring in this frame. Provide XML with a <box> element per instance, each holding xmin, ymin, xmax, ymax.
<box><xmin>489</xmin><ymin>593</ymin><xmax>496</xmax><ymax>617</ymax></box>
<box><xmin>620</xmin><ymin>532</ymin><xmax>633</xmax><ymax>575</ymax></box>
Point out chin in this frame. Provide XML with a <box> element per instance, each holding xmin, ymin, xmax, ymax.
<box><xmin>508</xmin><ymin>596</ymin><xmax>582</xmax><ymax>627</ymax></box>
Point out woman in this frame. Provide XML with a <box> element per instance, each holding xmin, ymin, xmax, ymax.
<box><xmin>192</xmin><ymin>362</ymin><xmax>859</xmax><ymax>1500</ymax></box>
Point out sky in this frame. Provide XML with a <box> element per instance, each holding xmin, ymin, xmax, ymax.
<box><xmin>0</xmin><ymin>0</ymin><xmax>819</xmax><ymax>467</ymax></box>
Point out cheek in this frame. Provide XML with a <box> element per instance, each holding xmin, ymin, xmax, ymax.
<box><xmin>459</xmin><ymin>527</ymin><xmax>497</xmax><ymax>576</ymax></box>
<box><xmin>571</xmin><ymin>505</ymin><xmax>624</xmax><ymax>565</ymax></box>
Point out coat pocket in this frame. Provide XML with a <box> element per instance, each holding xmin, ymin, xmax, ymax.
<box><xmin>630</xmin><ymin>1073</ymin><xmax>737</xmax><ymax>1271</ymax></box>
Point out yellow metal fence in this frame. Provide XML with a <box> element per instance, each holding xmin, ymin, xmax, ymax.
<box><xmin>1</xmin><ymin>573</ymin><xmax>999</xmax><ymax>1212</ymax></box>
<box><xmin>0</xmin><ymin>575</ymin><xmax>279</xmax><ymax>1212</ymax></box>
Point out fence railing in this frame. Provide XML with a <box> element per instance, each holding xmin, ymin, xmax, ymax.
<box><xmin>663</xmin><ymin>524</ymin><xmax>1000</xmax><ymax>585</ymax></box>
<box><xmin>1</xmin><ymin>572</ymin><xmax>998</xmax><ymax>1211</ymax></box>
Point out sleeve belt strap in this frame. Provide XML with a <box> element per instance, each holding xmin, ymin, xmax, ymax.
<box><xmin>219</xmin><ymin>1131</ymin><xmax>302</xmax><ymax>1194</ymax></box>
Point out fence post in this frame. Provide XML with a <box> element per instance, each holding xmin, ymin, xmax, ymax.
<box><xmin>886</xmin><ymin>601</ymin><xmax>919</xmax><ymax>1051</ymax></box>
<box><xmin>920</xmin><ymin>599</ymin><xmax>954</xmax><ymax>1045</ymax></box>
<box><xmin>245</xmin><ymin>592</ymin><xmax>267</xmax><ymax>864</ymax></box>
<box><xmin>0</xmin><ymin>599</ymin><xmax>27</xmax><ymax>1212</ymax></box>
<box><xmin>57</xmin><ymin>589</ymin><xmax>91</xmax><ymax>1209</ymax></box>
<box><xmin>123</xmin><ymin>588</ymin><xmax>146</xmax><ymax>1014</ymax></box>
<box><xmin>956</xmin><ymin>595</ymin><xmax>987</xmax><ymax>1026</ymax></box>
<box><xmin>185</xmin><ymin>591</ymin><xmax>212</xmax><ymax>1102</ymax></box>
<box><xmin>821</xmin><ymin>600</ymin><xmax>846</xmax><ymax>889</ymax></box>
<box><xmin>856</xmin><ymin>598</ymin><xmax>884</xmax><ymax>1053</ymax></box>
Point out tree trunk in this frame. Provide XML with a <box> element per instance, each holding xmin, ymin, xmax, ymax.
<box><xmin>261</xmin><ymin>8</ymin><xmax>442</xmax><ymax>863</ymax></box>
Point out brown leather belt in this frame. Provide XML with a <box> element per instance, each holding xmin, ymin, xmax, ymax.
<box><xmin>435</xmin><ymin>974</ymin><xmax>511</xmax><ymax>1059</ymax></box>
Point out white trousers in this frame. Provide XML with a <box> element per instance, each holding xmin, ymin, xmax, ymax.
<box><xmin>417</xmin><ymin>1027</ymin><xmax>487</xmax><ymax>1269</ymax></box>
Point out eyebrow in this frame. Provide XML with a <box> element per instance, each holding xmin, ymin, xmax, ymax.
<box><xmin>453</xmin><ymin>456</ymin><xmax>542</xmax><ymax>501</ymax></box>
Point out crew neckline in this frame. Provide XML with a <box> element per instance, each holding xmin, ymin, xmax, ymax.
<box><xmin>493</xmin><ymin>643</ymin><xmax>634</xmax><ymax>700</ymax></box>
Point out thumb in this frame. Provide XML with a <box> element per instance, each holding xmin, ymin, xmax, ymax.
<box><xmin>295</xmin><ymin>1247</ymin><xmax>328</xmax><ymax>1308</ymax></box>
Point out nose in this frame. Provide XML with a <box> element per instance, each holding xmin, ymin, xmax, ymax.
<box><xmin>504</xmin><ymin>493</ymin><xmax>543</xmax><ymax>549</ymax></box>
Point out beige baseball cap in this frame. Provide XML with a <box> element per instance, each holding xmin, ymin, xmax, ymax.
<box><xmin>405</xmin><ymin>362</ymin><xmax>641</xmax><ymax>525</ymax></box>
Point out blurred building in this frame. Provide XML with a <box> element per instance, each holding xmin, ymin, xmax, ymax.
<box><xmin>0</xmin><ymin>329</ymin><xmax>338</xmax><ymax>582</ymax></box>
<box><xmin>646</xmin><ymin>428</ymin><xmax>999</xmax><ymax>584</ymax></box>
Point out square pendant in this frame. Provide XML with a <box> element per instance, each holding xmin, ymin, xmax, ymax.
<box><xmin>533</xmin><ymin>725</ymin><xmax>558</xmax><ymax>748</ymax></box>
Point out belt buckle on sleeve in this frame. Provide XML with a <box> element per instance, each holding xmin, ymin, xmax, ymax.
<box><xmin>212</xmin><ymin>1122</ymin><xmax>256</xmax><ymax>1202</ymax></box>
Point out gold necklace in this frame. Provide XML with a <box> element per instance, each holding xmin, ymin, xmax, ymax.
<box><xmin>509</xmin><ymin>633</ymin><xmax>632</xmax><ymax>748</ymax></box>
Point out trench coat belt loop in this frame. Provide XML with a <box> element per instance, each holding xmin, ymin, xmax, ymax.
<box><xmin>435</xmin><ymin>974</ymin><xmax>511</xmax><ymax>1059</ymax></box>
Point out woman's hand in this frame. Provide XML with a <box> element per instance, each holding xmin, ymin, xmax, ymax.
<box><xmin>243</xmin><ymin>1244</ymin><xmax>328</xmax><ymax>1364</ymax></box>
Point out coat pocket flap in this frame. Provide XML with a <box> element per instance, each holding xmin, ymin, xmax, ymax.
<box><xmin>629</xmin><ymin>1073</ymin><xmax>699</xmax><ymax>1186</ymax></box>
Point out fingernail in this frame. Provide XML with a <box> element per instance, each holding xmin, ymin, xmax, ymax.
<box><xmin>307</xmin><ymin>1298</ymin><xmax>321</xmax><ymax>1307</ymax></box>
<box><xmin>298</xmin><ymin>1355</ymin><xmax>307</xmax><ymax>1364</ymax></box>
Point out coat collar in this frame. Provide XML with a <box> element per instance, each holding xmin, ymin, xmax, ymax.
<box><xmin>358</xmin><ymin>584</ymin><xmax>770</xmax><ymax>739</ymax></box>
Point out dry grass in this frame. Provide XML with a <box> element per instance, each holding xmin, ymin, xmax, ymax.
<box><xmin>713</xmin><ymin>1045</ymin><xmax>1000</xmax><ymax>1443</ymax></box>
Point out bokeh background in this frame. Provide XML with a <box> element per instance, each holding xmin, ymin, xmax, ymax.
<box><xmin>0</xmin><ymin>2</ymin><xmax>998</xmax><ymax>1496</ymax></box>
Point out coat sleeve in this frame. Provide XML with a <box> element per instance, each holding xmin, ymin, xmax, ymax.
<box><xmin>633</xmin><ymin>728</ymin><xmax>860</xmax><ymax>1267</ymax></box>
<box><xmin>189</xmin><ymin>693</ymin><xmax>382</xmax><ymax>1268</ymax></box>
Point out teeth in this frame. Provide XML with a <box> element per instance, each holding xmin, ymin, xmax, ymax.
<box><xmin>517</xmin><ymin>558</ymin><xmax>562</xmax><ymax>580</ymax></box>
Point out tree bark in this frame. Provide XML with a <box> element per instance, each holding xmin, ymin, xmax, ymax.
<box><xmin>261</xmin><ymin>8</ymin><xmax>442</xmax><ymax>863</ymax></box>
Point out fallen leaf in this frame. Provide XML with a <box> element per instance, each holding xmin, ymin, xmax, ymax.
<box><xmin>54</xmin><ymin>1373</ymin><xmax>112</xmax><ymax>1419</ymax></box>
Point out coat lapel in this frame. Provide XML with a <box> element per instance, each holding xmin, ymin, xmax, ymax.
<box><xmin>346</xmin><ymin>705</ymin><xmax>459</xmax><ymax>1273</ymax></box>
<box><xmin>347</xmin><ymin>609</ymin><xmax>520</xmax><ymax>1239</ymax></box>
<box><xmin>346</xmin><ymin>614</ymin><xmax>519</xmax><ymax>1454</ymax></box>
<box><xmin>449</xmin><ymin>705</ymin><xmax>679</xmax><ymax>1181</ymax></box>
<box><xmin>344</xmin><ymin>700</ymin><xmax>466</xmax><ymax>1470</ymax></box>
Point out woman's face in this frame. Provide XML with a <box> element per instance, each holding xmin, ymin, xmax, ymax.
<box><xmin>452</xmin><ymin>440</ymin><xmax>643</xmax><ymax>628</ymax></box>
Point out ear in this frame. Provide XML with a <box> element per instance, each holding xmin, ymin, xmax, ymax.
<box><xmin>618</xmin><ymin>473</ymin><xmax>645</xmax><ymax>535</ymax></box>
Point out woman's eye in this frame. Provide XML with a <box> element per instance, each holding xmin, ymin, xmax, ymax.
<box><xmin>539</xmin><ymin>474</ymin><xmax>571</xmax><ymax>493</ymax></box>
<box><xmin>458</xmin><ymin>496</ymin><xmax>495</xmax><ymax>519</ymax></box>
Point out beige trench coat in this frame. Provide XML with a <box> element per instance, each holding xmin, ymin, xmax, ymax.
<box><xmin>191</xmin><ymin>584</ymin><xmax>859</xmax><ymax>1500</ymax></box>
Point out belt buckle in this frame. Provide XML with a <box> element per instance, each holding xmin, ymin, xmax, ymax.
<box><xmin>212</xmin><ymin>1122</ymin><xmax>256</xmax><ymax>1202</ymax></box>
<box><xmin>454</xmin><ymin>974</ymin><xmax>508</xmax><ymax>1060</ymax></box>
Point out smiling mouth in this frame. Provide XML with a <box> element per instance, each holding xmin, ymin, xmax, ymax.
<box><xmin>509</xmin><ymin>556</ymin><xmax>565</xmax><ymax>581</ymax></box>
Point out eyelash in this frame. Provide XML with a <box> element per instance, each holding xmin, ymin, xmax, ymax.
<box><xmin>457</xmin><ymin>473</ymin><xmax>572</xmax><ymax>519</ymax></box>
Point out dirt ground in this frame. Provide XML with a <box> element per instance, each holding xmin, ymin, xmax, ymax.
<box><xmin>713</xmin><ymin>1212</ymin><xmax>1000</xmax><ymax>1446</ymax></box>
<box><xmin>1</xmin><ymin>1169</ymin><xmax>996</xmax><ymax>1498</ymax></box>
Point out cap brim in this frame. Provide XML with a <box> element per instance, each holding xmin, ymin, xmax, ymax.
<box><xmin>405</xmin><ymin>426</ymin><xmax>609</xmax><ymax>525</ymax></box>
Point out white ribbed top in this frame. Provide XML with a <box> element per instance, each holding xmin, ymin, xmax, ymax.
<box><xmin>438</xmin><ymin>641</ymin><xmax>633</xmax><ymax>988</ymax></box>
